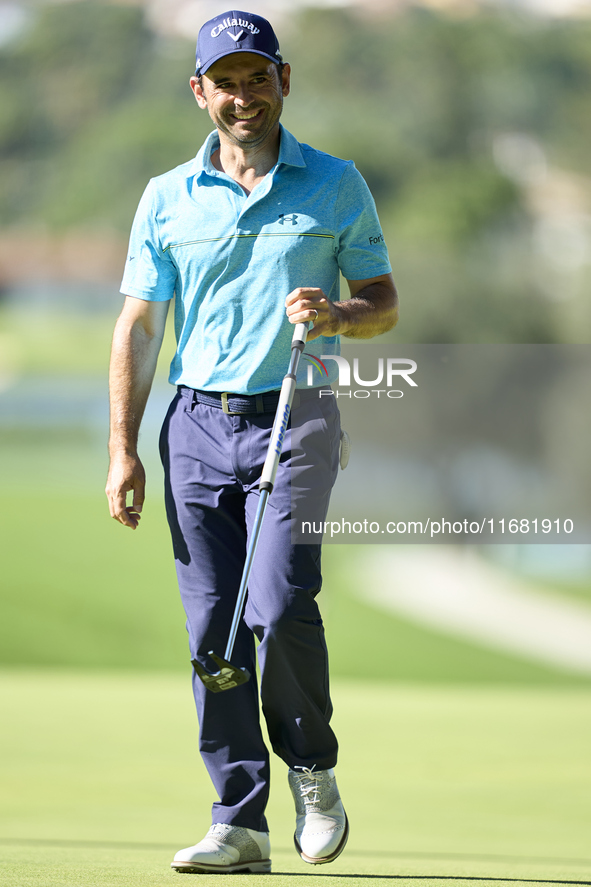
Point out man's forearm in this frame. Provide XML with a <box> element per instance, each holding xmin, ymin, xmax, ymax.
<box><xmin>335</xmin><ymin>279</ymin><xmax>399</xmax><ymax>340</ymax></box>
<box><xmin>106</xmin><ymin>300</ymin><xmax>168</xmax><ymax>529</ymax></box>
<box><xmin>285</xmin><ymin>275</ymin><xmax>398</xmax><ymax>342</ymax></box>
<box><xmin>108</xmin><ymin>314</ymin><xmax>164</xmax><ymax>455</ymax></box>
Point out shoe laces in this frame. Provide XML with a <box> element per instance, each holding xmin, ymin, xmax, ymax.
<box><xmin>293</xmin><ymin>765</ymin><xmax>321</xmax><ymax>808</ymax></box>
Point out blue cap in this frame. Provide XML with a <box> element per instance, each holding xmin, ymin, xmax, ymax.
<box><xmin>195</xmin><ymin>10</ymin><xmax>282</xmax><ymax>76</ymax></box>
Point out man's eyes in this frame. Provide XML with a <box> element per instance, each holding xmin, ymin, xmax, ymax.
<box><xmin>215</xmin><ymin>77</ymin><xmax>268</xmax><ymax>90</ymax></box>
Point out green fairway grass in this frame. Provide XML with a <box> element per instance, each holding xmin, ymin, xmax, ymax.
<box><xmin>0</xmin><ymin>309</ymin><xmax>176</xmax><ymax>378</ymax></box>
<box><xmin>2</xmin><ymin>487</ymin><xmax>590</xmax><ymax>683</ymax></box>
<box><xmin>1</xmin><ymin>672</ymin><xmax>590</xmax><ymax>886</ymax></box>
<box><xmin>321</xmin><ymin>549</ymin><xmax>591</xmax><ymax>685</ymax></box>
<box><xmin>2</xmin><ymin>405</ymin><xmax>591</xmax><ymax>885</ymax></box>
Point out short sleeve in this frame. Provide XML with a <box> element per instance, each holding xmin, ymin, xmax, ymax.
<box><xmin>334</xmin><ymin>163</ymin><xmax>392</xmax><ymax>281</ymax></box>
<box><xmin>120</xmin><ymin>180</ymin><xmax>177</xmax><ymax>301</ymax></box>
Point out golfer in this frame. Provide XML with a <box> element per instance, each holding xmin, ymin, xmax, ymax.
<box><xmin>106</xmin><ymin>9</ymin><xmax>397</xmax><ymax>874</ymax></box>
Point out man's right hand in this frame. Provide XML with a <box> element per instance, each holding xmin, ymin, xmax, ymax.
<box><xmin>106</xmin><ymin>453</ymin><xmax>146</xmax><ymax>530</ymax></box>
<box><xmin>106</xmin><ymin>296</ymin><xmax>170</xmax><ymax>530</ymax></box>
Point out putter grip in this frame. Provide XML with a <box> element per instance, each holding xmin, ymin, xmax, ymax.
<box><xmin>259</xmin><ymin>322</ymin><xmax>310</xmax><ymax>493</ymax></box>
<box><xmin>291</xmin><ymin>321</ymin><xmax>309</xmax><ymax>349</ymax></box>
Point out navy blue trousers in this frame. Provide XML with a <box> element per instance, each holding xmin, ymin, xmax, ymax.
<box><xmin>159</xmin><ymin>388</ymin><xmax>341</xmax><ymax>832</ymax></box>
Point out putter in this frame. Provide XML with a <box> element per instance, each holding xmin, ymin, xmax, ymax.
<box><xmin>193</xmin><ymin>320</ymin><xmax>311</xmax><ymax>693</ymax></box>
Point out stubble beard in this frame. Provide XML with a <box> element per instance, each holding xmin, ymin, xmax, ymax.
<box><xmin>214</xmin><ymin>95</ymin><xmax>283</xmax><ymax>150</ymax></box>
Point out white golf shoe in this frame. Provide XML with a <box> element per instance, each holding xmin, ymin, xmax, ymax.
<box><xmin>171</xmin><ymin>823</ymin><xmax>271</xmax><ymax>874</ymax></box>
<box><xmin>288</xmin><ymin>766</ymin><xmax>349</xmax><ymax>865</ymax></box>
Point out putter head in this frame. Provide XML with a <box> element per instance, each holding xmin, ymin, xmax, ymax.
<box><xmin>192</xmin><ymin>652</ymin><xmax>251</xmax><ymax>693</ymax></box>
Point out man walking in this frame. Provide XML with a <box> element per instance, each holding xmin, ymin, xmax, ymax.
<box><xmin>106</xmin><ymin>9</ymin><xmax>397</xmax><ymax>874</ymax></box>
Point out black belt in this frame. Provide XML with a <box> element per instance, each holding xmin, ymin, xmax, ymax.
<box><xmin>179</xmin><ymin>386</ymin><xmax>281</xmax><ymax>415</ymax></box>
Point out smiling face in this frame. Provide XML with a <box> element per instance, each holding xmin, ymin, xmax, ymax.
<box><xmin>190</xmin><ymin>53</ymin><xmax>290</xmax><ymax>151</ymax></box>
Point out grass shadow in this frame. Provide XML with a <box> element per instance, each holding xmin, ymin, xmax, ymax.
<box><xmin>275</xmin><ymin>875</ymin><xmax>591</xmax><ymax>884</ymax></box>
<box><xmin>1</xmin><ymin>839</ymin><xmax>590</xmax><ymax>884</ymax></box>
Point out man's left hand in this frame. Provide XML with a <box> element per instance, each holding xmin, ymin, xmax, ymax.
<box><xmin>285</xmin><ymin>287</ymin><xmax>339</xmax><ymax>342</ymax></box>
<box><xmin>285</xmin><ymin>274</ymin><xmax>398</xmax><ymax>342</ymax></box>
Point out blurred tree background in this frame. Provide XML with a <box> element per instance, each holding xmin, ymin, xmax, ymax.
<box><xmin>2</xmin><ymin>19</ymin><xmax>591</xmax><ymax>879</ymax></box>
<box><xmin>1</xmin><ymin>0</ymin><xmax>590</xmax><ymax>675</ymax></box>
<box><xmin>0</xmin><ymin>0</ymin><xmax>590</xmax><ymax>344</ymax></box>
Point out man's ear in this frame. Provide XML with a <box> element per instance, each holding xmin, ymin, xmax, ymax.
<box><xmin>190</xmin><ymin>76</ymin><xmax>208</xmax><ymax>110</ymax></box>
<box><xmin>281</xmin><ymin>63</ymin><xmax>291</xmax><ymax>98</ymax></box>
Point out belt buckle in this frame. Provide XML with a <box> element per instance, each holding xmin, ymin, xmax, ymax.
<box><xmin>221</xmin><ymin>392</ymin><xmax>241</xmax><ymax>415</ymax></box>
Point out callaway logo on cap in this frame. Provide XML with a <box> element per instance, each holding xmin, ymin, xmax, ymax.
<box><xmin>195</xmin><ymin>10</ymin><xmax>282</xmax><ymax>75</ymax></box>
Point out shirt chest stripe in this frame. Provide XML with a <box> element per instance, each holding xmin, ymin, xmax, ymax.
<box><xmin>163</xmin><ymin>232</ymin><xmax>335</xmax><ymax>253</ymax></box>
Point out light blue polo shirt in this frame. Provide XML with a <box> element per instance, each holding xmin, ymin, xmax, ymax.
<box><xmin>120</xmin><ymin>125</ymin><xmax>391</xmax><ymax>393</ymax></box>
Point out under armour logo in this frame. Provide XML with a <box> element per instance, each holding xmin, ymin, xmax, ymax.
<box><xmin>278</xmin><ymin>214</ymin><xmax>298</xmax><ymax>225</ymax></box>
<box><xmin>227</xmin><ymin>30</ymin><xmax>245</xmax><ymax>42</ymax></box>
